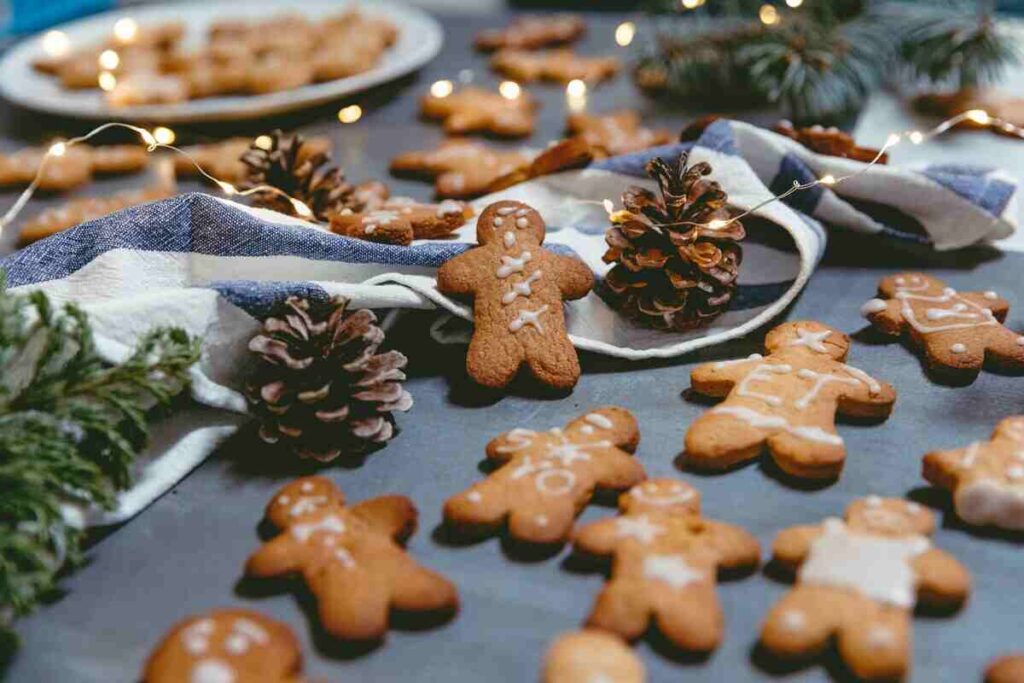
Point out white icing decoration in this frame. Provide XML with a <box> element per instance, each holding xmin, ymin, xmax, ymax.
<box><xmin>642</xmin><ymin>554</ymin><xmax>704</xmax><ymax>589</ymax></box>
<box><xmin>961</xmin><ymin>443</ymin><xmax>980</xmax><ymax>468</ymax></box>
<box><xmin>616</xmin><ymin>515</ymin><xmax>663</xmax><ymax>544</ymax></box>
<box><xmin>181</xmin><ymin>619</ymin><xmax>215</xmax><ymax>655</ymax></box>
<box><xmin>860</xmin><ymin>298</ymin><xmax>888</xmax><ymax>316</ymax></box>
<box><xmin>984</xmin><ymin>291</ymin><xmax>999</xmax><ymax>300</ymax></box>
<box><xmin>1017</xmin><ymin>337</ymin><xmax>1024</xmax><ymax>346</ymax></box>
<box><xmin>501</xmin><ymin>271</ymin><xmax>542</xmax><ymax>305</ymax></box>
<box><xmin>789</xmin><ymin>328</ymin><xmax>831</xmax><ymax>353</ymax></box>
<box><xmin>494</xmin><ymin>428</ymin><xmax>537</xmax><ymax>454</ymax></box>
<box><xmin>867</xmin><ymin>626</ymin><xmax>895</xmax><ymax>648</ymax></box>
<box><xmin>191</xmin><ymin>659</ymin><xmax>235</xmax><ymax>683</ymax></box>
<box><xmin>535</xmin><ymin>514</ymin><xmax>549</xmax><ymax>527</ymax></box>
<box><xmin>361</xmin><ymin>210</ymin><xmax>400</xmax><ymax>234</ymax></box>
<box><xmin>780</xmin><ymin>609</ymin><xmax>806</xmax><ymax>631</ymax></box>
<box><xmin>503</xmin><ymin>231</ymin><xmax>516</xmax><ymax>247</ymax></box>
<box><xmin>711</xmin><ymin>406</ymin><xmax>843</xmax><ymax>446</ymax></box>
<box><xmin>865</xmin><ymin>495</ymin><xmax>882</xmax><ymax>507</ymax></box>
<box><xmin>950</xmin><ymin>343</ymin><xmax>967</xmax><ymax>354</ymax></box>
<box><xmin>493</xmin><ymin>217</ymin><xmax>504</xmax><ymax>227</ymax></box>
<box><xmin>955</xmin><ymin>478</ymin><xmax>1024</xmax><ymax>530</ymax></box>
<box><xmin>735</xmin><ymin>363</ymin><xmax>792</xmax><ymax>406</ymax></box>
<box><xmin>466</xmin><ymin>491</ymin><xmax>482</xmax><ymax>503</ymax></box>
<box><xmin>713</xmin><ymin>353</ymin><xmax>763</xmax><ymax>370</ymax></box>
<box><xmin>509</xmin><ymin>305</ymin><xmax>549</xmax><ymax>333</ymax></box>
<box><xmin>496</xmin><ymin>206</ymin><xmax>517</xmax><ymax>216</ymax></box>
<box><xmin>290</xmin><ymin>495</ymin><xmax>327</xmax><ymax>517</ymax></box>
<box><xmin>515</xmin><ymin>217</ymin><xmax>529</xmax><ymax>228</ymax></box>
<box><xmin>1007</xmin><ymin>465</ymin><xmax>1024</xmax><ymax>480</ymax></box>
<box><xmin>436</xmin><ymin>199</ymin><xmax>462</xmax><ymax>217</ymax></box>
<box><xmin>584</xmin><ymin>413</ymin><xmax>614</xmax><ymax>430</ymax></box>
<box><xmin>497</xmin><ymin>251</ymin><xmax>532</xmax><ymax>278</ymax></box>
<box><xmin>515</xmin><ymin>208</ymin><xmax>529</xmax><ymax>217</ymax></box>
<box><xmin>630</xmin><ymin>481</ymin><xmax>694</xmax><ymax>506</ymax></box>
<box><xmin>277</xmin><ymin>495</ymin><xmax>290</xmax><ymax>506</ymax></box>
<box><xmin>334</xmin><ymin>548</ymin><xmax>356</xmax><ymax>568</ymax></box>
<box><xmin>798</xmin><ymin>520</ymin><xmax>929</xmax><ymax>607</ymax></box>
<box><xmin>535</xmin><ymin>468</ymin><xmax>576</xmax><ymax>495</ymax></box>
<box><xmin>894</xmin><ymin>287</ymin><xmax>997</xmax><ymax>334</ymax></box>
<box><xmin>232</xmin><ymin>619</ymin><xmax>267</xmax><ymax>645</ymax></box>
<box><xmin>224</xmin><ymin>634</ymin><xmax>248</xmax><ymax>655</ymax></box>
<box><xmin>301</xmin><ymin>482</ymin><xmax>315</xmax><ymax>493</ymax></box>
<box><xmin>793</xmin><ymin>369</ymin><xmax>862</xmax><ymax>410</ymax></box>
<box><xmin>579</xmin><ymin>425</ymin><xmax>594</xmax><ymax>435</ymax></box>
<box><xmin>291</xmin><ymin>514</ymin><xmax>345</xmax><ymax>542</ymax></box>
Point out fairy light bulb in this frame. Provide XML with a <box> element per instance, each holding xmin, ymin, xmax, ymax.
<box><xmin>113</xmin><ymin>18</ymin><xmax>139</xmax><ymax>44</ymax></box>
<box><xmin>908</xmin><ymin>131</ymin><xmax>924</xmax><ymax>144</ymax></box>
<box><xmin>965</xmin><ymin>109</ymin><xmax>991</xmax><ymax>125</ymax></box>
<box><xmin>786</xmin><ymin>0</ymin><xmax>803</xmax><ymax>6</ymax></box>
<box><xmin>615</xmin><ymin>22</ymin><xmax>635</xmax><ymax>47</ymax></box>
<box><xmin>338</xmin><ymin>105</ymin><xmax>362</xmax><ymax>124</ymax></box>
<box><xmin>885</xmin><ymin>133</ymin><xmax>901</xmax><ymax>147</ymax></box>
<box><xmin>98</xmin><ymin>71</ymin><xmax>117</xmax><ymax>91</ymax></box>
<box><xmin>566</xmin><ymin>79</ymin><xmax>587</xmax><ymax>98</ymax></box>
<box><xmin>152</xmin><ymin>126</ymin><xmax>175</xmax><ymax>145</ymax></box>
<box><xmin>42</xmin><ymin>30</ymin><xmax>70</xmax><ymax>58</ymax></box>
<box><xmin>254</xmin><ymin>135</ymin><xmax>273</xmax><ymax>151</ymax></box>
<box><xmin>499</xmin><ymin>81</ymin><xmax>521</xmax><ymax>100</ymax></box>
<box><xmin>759</xmin><ymin>4</ymin><xmax>780</xmax><ymax>25</ymax></box>
<box><xmin>602</xmin><ymin>199</ymin><xmax>614</xmax><ymax>215</ymax></box>
<box><xmin>682</xmin><ymin>0</ymin><xmax>702</xmax><ymax>8</ymax></box>
<box><xmin>98</xmin><ymin>49</ymin><xmax>120</xmax><ymax>71</ymax></box>
<box><xmin>820</xmin><ymin>174</ymin><xmax>837</xmax><ymax>185</ymax></box>
<box><xmin>707</xmin><ymin>219</ymin><xmax>729</xmax><ymax>230</ymax></box>
<box><xmin>48</xmin><ymin>141</ymin><xmax>67</xmax><ymax>157</ymax></box>
<box><xmin>430</xmin><ymin>79</ymin><xmax>454</xmax><ymax>98</ymax></box>
<box><xmin>217</xmin><ymin>180</ymin><xmax>236</xmax><ymax>195</ymax></box>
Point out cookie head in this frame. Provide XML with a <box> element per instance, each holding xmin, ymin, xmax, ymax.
<box><xmin>764</xmin><ymin>321</ymin><xmax>849</xmax><ymax>361</ymax></box>
<box><xmin>995</xmin><ymin>416</ymin><xmax>1024</xmax><ymax>444</ymax></box>
<box><xmin>477</xmin><ymin>200</ymin><xmax>545</xmax><ymax>245</ymax></box>
<box><xmin>845</xmin><ymin>496</ymin><xmax>934</xmax><ymax>537</ymax></box>
<box><xmin>620</xmin><ymin>478</ymin><xmax>701</xmax><ymax>517</ymax></box>
<box><xmin>143</xmin><ymin>608</ymin><xmax>302</xmax><ymax>683</ymax></box>
<box><xmin>878</xmin><ymin>272</ymin><xmax>945</xmax><ymax>297</ymax></box>
<box><xmin>265</xmin><ymin>475</ymin><xmax>345</xmax><ymax>528</ymax></box>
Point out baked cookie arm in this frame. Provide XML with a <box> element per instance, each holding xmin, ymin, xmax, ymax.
<box><xmin>911</xmin><ymin>548</ymin><xmax>971</xmax><ymax>610</ymax></box>
<box><xmin>862</xmin><ymin>298</ymin><xmax>905</xmax><ymax>336</ymax></box>
<box><xmin>436</xmin><ymin>249</ymin><xmax>487</xmax><ymax>296</ymax></box>
<box><xmin>835</xmin><ymin>369</ymin><xmax>896</xmax><ymax>418</ymax></box>
<box><xmin>388</xmin><ymin>553</ymin><xmax>459</xmax><ymax>613</ymax></box>
<box><xmin>689</xmin><ymin>359</ymin><xmax>756</xmax><ymax>397</ymax></box>
<box><xmin>770</xmin><ymin>524</ymin><xmax>822</xmax><ymax>573</ymax></box>
<box><xmin>549</xmin><ymin>252</ymin><xmax>594</xmax><ymax>300</ymax></box>
<box><xmin>921</xmin><ymin>447</ymin><xmax>968</xmax><ymax>491</ymax></box>
<box><xmin>960</xmin><ymin>291</ymin><xmax>1010</xmax><ymax>320</ymax></box>
<box><xmin>702</xmin><ymin>520</ymin><xmax>761</xmax><ymax>571</ymax></box>
<box><xmin>571</xmin><ymin>517</ymin><xmax>622</xmax><ymax>557</ymax></box>
<box><xmin>589</xmin><ymin>448</ymin><xmax>647</xmax><ymax>491</ymax></box>
<box><xmin>246</xmin><ymin>535</ymin><xmax>303</xmax><ymax>578</ymax></box>
<box><xmin>350</xmin><ymin>495</ymin><xmax>418</xmax><ymax>543</ymax></box>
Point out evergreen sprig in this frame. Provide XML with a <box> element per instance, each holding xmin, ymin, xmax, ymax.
<box><xmin>0</xmin><ymin>276</ymin><xmax>199</xmax><ymax>654</ymax></box>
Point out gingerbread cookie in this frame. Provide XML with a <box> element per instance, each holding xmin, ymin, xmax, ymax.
<box><xmin>331</xmin><ymin>198</ymin><xmax>472</xmax><ymax>246</ymax></box>
<box><xmin>420</xmin><ymin>86</ymin><xmax>536</xmax><ymax>138</ymax></box>
<box><xmin>773</xmin><ymin>120</ymin><xmax>888</xmax><ymax>164</ymax></box>
<box><xmin>862</xmin><ymin>272</ymin><xmax>1024</xmax><ymax>383</ymax></box>
<box><xmin>573</xmin><ymin>479</ymin><xmax>759</xmax><ymax>652</ymax></box>
<box><xmin>107</xmin><ymin>73</ymin><xmax>190</xmax><ymax>107</ymax></box>
<box><xmin>491</xmin><ymin>49</ymin><xmax>619</xmax><ymax>85</ymax></box>
<box><xmin>443</xmin><ymin>407</ymin><xmax>645</xmax><ymax>545</ymax></box>
<box><xmin>20</xmin><ymin>184</ymin><xmax>175</xmax><ymax>245</ymax></box>
<box><xmin>542</xmin><ymin>630</ymin><xmax>645</xmax><ymax>683</ymax></box>
<box><xmin>143</xmin><ymin>608</ymin><xmax>302</xmax><ymax>683</ymax></box>
<box><xmin>760</xmin><ymin>496</ymin><xmax>970</xmax><ymax>680</ymax></box>
<box><xmin>436</xmin><ymin>200</ymin><xmax>594</xmax><ymax>389</ymax></box>
<box><xmin>0</xmin><ymin>144</ymin><xmax>148</xmax><ymax>192</ymax></box>
<box><xmin>245</xmin><ymin>476</ymin><xmax>458</xmax><ymax>641</ymax></box>
<box><xmin>486</xmin><ymin>137</ymin><xmax>595</xmax><ymax>193</ymax></box>
<box><xmin>923</xmin><ymin>416</ymin><xmax>1024</xmax><ymax>531</ymax></box>
<box><xmin>391</xmin><ymin>139</ymin><xmax>532</xmax><ymax>199</ymax></box>
<box><xmin>475</xmin><ymin>14</ymin><xmax>586</xmax><ymax>52</ymax></box>
<box><xmin>987</xmin><ymin>655</ymin><xmax>1024</xmax><ymax>683</ymax></box>
<box><xmin>685</xmin><ymin>321</ymin><xmax>896</xmax><ymax>480</ymax></box>
<box><xmin>566</xmin><ymin>111</ymin><xmax>673</xmax><ymax>157</ymax></box>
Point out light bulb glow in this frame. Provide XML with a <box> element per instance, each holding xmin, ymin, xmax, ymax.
<box><xmin>217</xmin><ymin>180</ymin><xmax>236</xmax><ymax>195</ymax></box>
<box><xmin>885</xmin><ymin>133</ymin><xmax>901</xmax><ymax>147</ymax></box>
<box><xmin>707</xmin><ymin>219</ymin><xmax>729</xmax><ymax>230</ymax></box>
<box><xmin>98</xmin><ymin>49</ymin><xmax>120</xmax><ymax>70</ymax></box>
<box><xmin>602</xmin><ymin>199</ymin><xmax>614</xmax><ymax>215</ymax></box>
<box><xmin>139</xmin><ymin>129</ymin><xmax>157</xmax><ymax>148</ymax></box>
<box><xmin>615</xmin><ymin>22</ymin><xmax>636</xmax><ymax>47</ymax></box>
<box><xmin>820</xmin><ymin>174</ymin><xmax>837</xmax><ymax>185</ymax></box>
<box><xmin>113</xmin><ymin>18</ymin><xmax>139</xmax><ymax>44</ymax></box>
<box><xmin>759</xmin><ymin>4</ymin><xmax>780</xmax><ymax>25</ymax></box>
<box><xmin>965</xmin><ymin>109</ymin><xmax>991</xmax><ymax>125</ymax></box>
<box><xmin>152</xmin><ymin>126</ymin><xmax>175</xmax><ymax>145</ymax></box>
<box><xmin>338</xmin><ymin>105</ymin><xmax>362</xmax><ymax>124</ymax></box>
<box><xmin>908</xmin><ymin>131</ymin><xmax>924</xmax><ymax>144</ymax></box>
<box><xmin>566</xmin><ymin>79</ymin><xmax>587</xmax><ymax>98</ymax></box>
<box><xmin>42</xmin><ymin>30</ymin><xmax>70</xmax><ymax>58</ymax></box>
<box><xmin>291</xmin><ymin>199</ymin><xmax>314</xmax><ymax>218</ymax></box>
<box><xmin>49</xmin><ymin>142</ymin><xmax>67</xmax><ymax>157</ymax></box>
<box><xmin>254</xmin><ymin>135</ymin><xmax>273</xmax><ymax>151</ymax></box>
<box><xmin>499</xmin><ymin>81</ymin><xmax>521</xmax><ymax>100</ymax></box>
<box><xmin>786</xmin><ymin>0</ymin><xmax>803</xmax><ymax>6</ymax></box>
<box><xmin>681</xmin><ymin>0</ymin><xmax>702</xmax><ymax>8</ymax></box>
<box><xmin>98</xmin><ymin>71</ymin><xmax>117</xmax><ymax>91</ymax></box>
<box><xmin>430</xmin><ymin>79</ymin><xmax>454</xmax><ymax>98</ymax></box>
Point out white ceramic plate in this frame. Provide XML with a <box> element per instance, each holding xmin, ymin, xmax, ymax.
<box><xmin>0</xmin><ymin>0</ymin><xmax>443</xmax><ymax>122</ymax></box>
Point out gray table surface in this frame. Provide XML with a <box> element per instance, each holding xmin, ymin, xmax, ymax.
<box><xmin>4</xmin><ymin>8</ymin><xmax>1024</xmax><ymax>683</ymax></box>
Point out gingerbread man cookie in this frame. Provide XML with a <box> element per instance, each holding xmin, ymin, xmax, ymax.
<box><xmin>20</xmin><ymin>184</ymin><xmax>175</xmax><ymax>245</ymax></box>
<box><xmin>773</xmin><ymin>120</ymin><xmax>888</xmax><ymax>164</ymax></box>
<box><xmin>491</xmin><ymin>49</ymin><xmax>619</xmax><ymax>85</ymax></box>
<box><xmin>436</xmin><ymin>200</ymin><xmax>594</xmax><ymax>389</ymax></box>
<box><xmin>566</xmin><ymin>111</ymin><xmax>673</xmax><ymax>157</ymax></box>
<box><xmin>331</xmin><ymin>198</ymin><xmax>472</xmax><ymax>246</ymax></box>
<box><xmin>475</xmin><ymin>14</ymin><xmax>586</xmax><ymax>52</ymax></box>
<box><xmin>861</xmin><ymin>272</ymin><xmax>1024</xmax><ymax>384</ymax></box>
<box><xmin>923</xmin><ymin>416</ymin><xmax>1024</xmax><ymax>531</ymax></box>
<box><xmin>987</xmin><ymin>655</ymin><xmax>1024</xmax><ymax>683</ymax></box>
<box><xmin>391</xmin><ymin>140</ymin><xmax>532</xmax><ymax>199</ymax></box>
<box><xmin>686</xmin><ymin>321</ymin><xmax>896</xmax><ymax>479</ymax></box>
<box><xmin>143</xmin><ymin>608</ymin><xmax>303</xmax><ymax>683</ymax></box>
<box><xmin>485</xmin><ymin>137</ymin><xmax>594</xmax><ymax>194</ymax></box>
<box><xmin>760</xmin><ymin>496</ymin><xmax>970</xmax><ymax>681</ymax></box>
<box><xmin>245</xmin><ymin>476</ymin><xmax>458</xmax><ymax>641</ymax></box>
<box><xmin>573</xmin><ymin>479</ymin><xmax>759</xmax><ymax>652</ymax></box>
<box><xmin>0</xmin><ymin>144</ymin><xmax>148</xmax><ymax>192</ymax></box>
<box><xmin>443</xmin><ymin>407</ymin><xmax>646</xmax><ymax>545</ymax></box>
<box><xmin>420</xmin><ymin>86</ymin><xmax>536</xmax><ymax>138</ymax></box>
<box><xmin>542</xmin><ymin>630</ymin><xmax>645</xmax><ymax>683</ymax></box>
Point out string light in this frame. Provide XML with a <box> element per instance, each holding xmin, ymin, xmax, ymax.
<box><xmin>113</xmin><ymin>17</ymin><xmax>139</xmax><ymax>44</ymax></box>
<box><xmin>98</xmin><ymin>49</ymin><xmax>120</xmax><ymax>71</ymax></box>
<box><xmin>0</xmin><ymin>122</ymin><xmax>318</xmax><ymax>236</ymax></box>
<box><xmin>615</xmin><ymin>21</ymin><xmax>636</xmax><ymax>47</ymax></box>
<box><xmin>786</xmin><ymin>0</ymin><xmax>803</xmax><ymax>6</ymax></box>
<box><xmin>430</xmin><ymin>79</ymin><xmax>454</xmax><ymax>98</ymax></box>
<box><xmin>338</xmin><ymin>105</ymin><xmax>362</xmax><ymax>124</ymax></box>
<box><xmin>759</xmin><ymin>4</ymin><xmax>780</xmax><ymax>25</ymax></box>
<box><xmin>98</xmin><ymin>72</ymin><xmax>117</xmax><ymax>91</ymax></box>
<box><xmin>499</xmin><ymin>80</ymin><xmax>521</xmax><ymax>100</ymax></box>
<box><xmin>682</xmin><ymin>0</ymin><xmax>704</xmax><ymax>9</ymax></box>
<box><xmin>566</xmin><ymin>79</ymin><xmax>587</xmax><ymax>98</ymax></box>
<box><xmin>254</xmin><ymin>135</ymin><xmax>273</xmax><ymax>150</ymax></box>
<box><xmin>602</xmin><ymin>109</ymin><xmax>1021</xmax><ymax>233</ymax></box>
<box><xmin>41</xmin><ymin>30</ymin><xmax>70</xmax><ymax>58</ymax></box>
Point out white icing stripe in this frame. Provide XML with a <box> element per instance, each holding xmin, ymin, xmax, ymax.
<box><xmin>615</xmin><ymin>515</ymin><xmax>663</xmax><ymax>543</ymax></box>
<box><xmin>501</xmin><ymin>271</ymin><xmax>542</xmax><ymax>305</ymax></box>
<box><xmin>503</xmin><ymin>231</ymin><xmax>516</xmax><ymax>247</ymax></box>
<box><xmin>711</xmin><ymin>405</ymin><xmax>843</xmax><ymax>446</ymax></box>
<box><xmin>735</xmin><ymin>363</ymin><xmax>792</xmax><ymax>406</ymax></box>
<box><xmin>191</xmin><ymin>659</ymin><xmax>235</xmax><ymax>683</ymax></box>
<box><xmin>895</xmin><ymin>287</ymin><xmax>997</xmax><ymax>334</ymax></box>
<box><xmin>789</xmin><ymin>328</ymin><xmax>831</xmax><ymax>353</ymax></box>
<box><xmin>494</xmin><ymin>428</ymin><xmax>537</xmax><ymax>453</ymax></box>
<box><xmin>291</xmin><ymin>514</ymin><xmax>345</xmax><ymax>542</ymax></box>
<box><xmin>497</xmin><ymin>251</ymin><xmax>532</xmax><ymax>278</ymax></box>
<box><xmin>509</xmin><ymin>305</ymin><xmax>548</xmax><ymax>333</ymax></box>
<box><xmin>630</xmin><ymin>481</ymin><xmax>694</xmax><ymax>506</ymax></box>
<box><xmin>713</xmin><ymin>353</ymin><xmax>763</xmax><ymax>369</ymax></box>
<box><xmin>584</xmin><ymin>413</ymin><xmax>614</xmax><ymax>429</ymax></box>
<box><xmin>794</xmin><ymin>369</ymin><xmax>860</xmax><ymax>410</ymax></box>
<box><xmin>643</xmin><ymin>554</ymin><xmax>704</xmax><ymax>589</ymax></box>
<box><xmin>496</xmin><ymin>206</ymin><xmax>517</xmax><ymax>215</ymax></box>
<box><xmin>861</xmin><ymin>298</ymin><xmax>888</xmax><ymax>316</ymax></box>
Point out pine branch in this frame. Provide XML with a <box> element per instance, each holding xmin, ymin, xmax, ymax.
<box><xmin>0</xmin><ymin>276</ymin><xmax>199</xmax><ymax>657</ymax></box>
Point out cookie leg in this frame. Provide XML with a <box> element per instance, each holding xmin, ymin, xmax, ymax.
<box><xmin>684</xmin><ymin>412</ymin><xmax>767</xmax><ymax>471</ymax></box>
<box><xmin>316</xmin><ymin>572</ymin><xmax>391</xmax><ymax>640</ymax></box>
<box><xmin>586</xmin><ymin>579</ymin><xmax>652</xmax><ymax>641</ymax></box>
<box><xmin>760</xmin><ymin>586</ymin><xmax>839</xmax><ymax>660</ymax></box>
<box><xmin>767</xmin><ymin>429</ymin><xmax>845</xmax><ymax>480</ymax></box>
<box><xmin>390</xmin><ymin>558</ymin><xmax>459</xmax><ymax>614</ymax></box>
<box><xmin>654</xmin><ymin>586</ymin><xmax>723</xmax><ymax>652</ymax></box>
<box><xmin>507</xmin><ymin>496</ymin><xmax>577</xmax><ymax>544</ymax></box>
<box><xmin>525</xmin><ymin>338</ymin><xmax>581</xmax><ymax>390</ymax></box>
<box><xmin>836</xmin><ymin>606</ymin><xmax>910</xmax><ymax>681</ymax></box>
<box><xmin>443</xmin><ymin>479</ymin><xmax>509</xmax><ymax>535</ymax></box>
<box><xmin>466</xmin><ymin>334</ymin><xmax>523</xmax><ymax>389</ymax></box>
<box><xmin>984</xmin><ymin>329</ymin><xmax>1024</xmax><ymax>373</ymax></box>
<box><xmin>921</xmin><ymin>335</ymin><xmax>983</xmax><ymax>384</ymax></box>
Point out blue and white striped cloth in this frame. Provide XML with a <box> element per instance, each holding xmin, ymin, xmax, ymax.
<box><xmin>2</xmin><ymin>118</ymin><xmax>1016</xmax><ymax>523</ymax></box>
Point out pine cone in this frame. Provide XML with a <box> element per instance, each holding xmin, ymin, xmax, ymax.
<box><xmin>602</xmin><ymin>151</ymin><xmax>745</xmax><ymax>332</ymax></box>
<box><xmin>246</xmin><ymin>296</ymin><xmax>413</xmax><ymax>462</ymax></box>
<box><xmin>240</xmin><ymin>130</ymin><xmax>387</xmax><ymax>221</ymax></box>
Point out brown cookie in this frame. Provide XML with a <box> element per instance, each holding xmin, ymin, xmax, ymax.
<box><xmin>420</xmin><ymin>86</ymin><xmax>536</xmax><ymax>138</ymax></box>
<box><xmin>245</xmin><ymin>476</ymin><xmax>458</xmax><ymax>641</ymax></box>
<box><xmin>436</xmin><ymin>200</ymin><xmax>594</xmax><ymax>389</ymax></box>
<box><xmin>573</xmin><ymin>479</ymin><xmax>759</xmax><ymax>652</ymax></box>
<box><xmin>107</xmin><ymin>73</ymin><xmax>189</xmax><ymax>107</ymax></box>
<box><xmin>246</xmin><ymin>53</ymin><xmax>315</xmax><ymax>94</ymax></box>
<box><xmin>486</xmin><ymin>137</ymin><xmax>595</xmax><ymax>193</ymax></box>
<box><xmin>443</xmin><ymin>407</ymin><xmax>645</xmax><ymax>545</ymax></box>
<box><xmin>19</xmin><ymin>184</ymin><xmax>175</xmax><ymax>245</ymax></box>
<box><xmin>88</xmin><ymin>145</ymin><xmax>151</xmax><ymax>174</ymax></box>
<box><xmin>987</xmin><ymin>655</ymin><xmax>1024</xmax><ymax>683</ymax></box>
<box><xmin>391</xmin><ymin>139</ymin><xmax>532</xmax><ymax>199</ymax></box>
<box><xmin>861</xmin><ymin>272</ymin><xmax>1024</xmax><ymax>384</ymax></box>
<box><xmin>142</xmin><ymin>608</ymin><xmax>303</xmax><ymax>683</ymax></box>
<box><xmin>332</xmin><ymin>198</ymin><xmax>472</xmax><ymax>245</ymax></box>
<box><xmin>760</xmin><ymin>496</ymin><xmax>970</xmax><ymax>680</ymax></box>
<box><xmin>491</xmin><ymin>48</ymin><xmax>619</xmax><ymax>85</ymax></box>
<box><xmin>475</xmin><ymin>14</ymin><xmax>586</xmax><ymax>52</ymax></box>
<box><xmin>773</xmin><ymin>120</ymin><xmax>888</xmax><ymax>164</ymax></box>
<box><xmin>0</xmin><ymin>144</ymin><xmax>148</xmax><ymax>192</ymax></box>
<box><xmin>542</xmin><ymin>630</ymin><xmax>645</xmax><ymax>683</ymax></box>
<box><xmin>685</xmin><ymin>321</ymin><xmax>896</xmax><ymax>480</ymax></box>
<box><xmin>923</xmin><ymin>416</ymin><xmax>1024</xmax><ymax>531</ymax></box>
<box><xmin>174</xmin><ymin>136</ymin><xmax>331</xmax><ymax>185</ymax></box>
<box><xmin>566</xmin><ymin>111</ymin><xmax>673</xmax><ymax>157</ymax></box>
